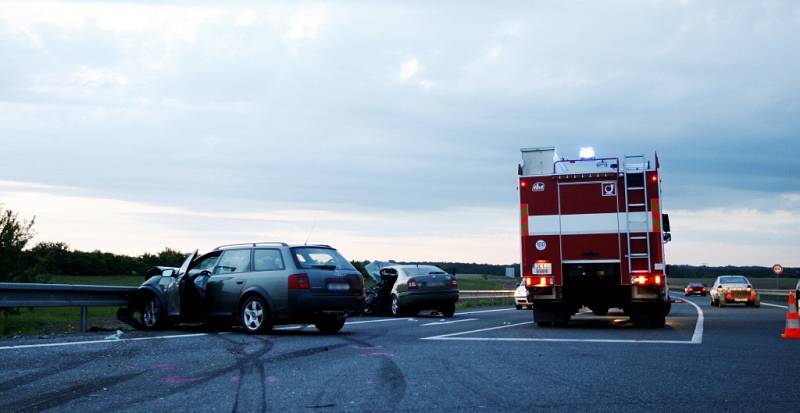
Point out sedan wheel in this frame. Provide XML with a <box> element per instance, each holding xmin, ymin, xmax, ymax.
<box><xmin>139</xmin><ymin>296</ymin><xmax>162</xmax><ymax>330</ymax></box>
<box><xmin>241</xmin><ymin>297</ymin><xmax>271</xmax><ymax>334</ymax></box>
<box><xmin>390</xmin><ymin>295</ymin><xmax>401</xmax><ymax>317</ymax></box>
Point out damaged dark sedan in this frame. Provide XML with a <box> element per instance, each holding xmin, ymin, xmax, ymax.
<box><xmin>119</xmin><ymin>243</ymin><xmax>365</xmax><ymax>334</ymax></box>
<box><xmin>364</xmin><ymin>262</ymin><xmax>459</xmax><ymax>317</ymax></box>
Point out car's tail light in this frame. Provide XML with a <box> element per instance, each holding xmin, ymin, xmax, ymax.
<box><xmin>702</xmin><ymin>288</ymin><xmax>707</xmax><ymax>292</ymax></box>
<box><xmin>407</xmin><ymin>278</ymin><xmax>418</xmax><ymax>289</ymax></box>
<box><xmin>349</xmin><ymin>275</ymin><xmax>364</xmax><ymax>292</ymax></box>
<box><xmin>288</xmin><ymin>273</ymin><xmax>310</xmax><ymax>290</ymax></box>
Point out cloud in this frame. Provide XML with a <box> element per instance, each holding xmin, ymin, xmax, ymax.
<box><xmin>399</xmin><ymin>58</ymin><xmax>419</xmax><ymax>81</ymax></box>
<box><xmin>0</xmin><ymin>1</ymin><xmax>798</xmax><ymax>265</ymax></box>
<box><xmin>781</xmin><ymin>193</ymin><xmax>800</xmax><ymax>202</ymax></box>
<box><xmin>285</xmin><ymin>5</ymin><xmax>326</xmax><ymax>40</ymax></box>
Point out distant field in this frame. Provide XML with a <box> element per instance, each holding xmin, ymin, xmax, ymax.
<box><xmin>456</xmin><ymin>274</ymin><xmax>519</xmax><ymax>290</ymax></box>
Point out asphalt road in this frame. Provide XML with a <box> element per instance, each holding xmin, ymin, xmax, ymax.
<box><xmin>0</xmin><ymin>296</ymin><xmax>796</xmax><ymax>413</ymax></box>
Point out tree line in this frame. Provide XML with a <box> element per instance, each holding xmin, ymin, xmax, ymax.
<box><xmin>0</xmin><ymin>206</ymin><xmax>796</xmax><ymax>282</ymax></box>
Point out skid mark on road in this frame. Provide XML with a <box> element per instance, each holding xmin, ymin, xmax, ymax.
<box><xmin>422</xmin><ymin>299</ymin><xmax>704</xmax><ymax>345</ymax></box>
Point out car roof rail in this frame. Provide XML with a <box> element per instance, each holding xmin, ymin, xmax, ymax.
<box><xmin>214</xmin><ymin>242</ymin><xmax>288</xmax><ymax>250</ymax></box>
<box><xmin>292</xmin><ymin>244</ymin><xmax>336</xmax><ymax>250</ymax></box>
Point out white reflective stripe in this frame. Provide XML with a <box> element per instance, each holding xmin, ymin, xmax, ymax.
<box><xmin>529</xmin><ymin>215</ymin><xmax>559</xmax><ymax>235</ymax></box>
<box><xmin>529</xmin><ymin>213</ymin><xmax>651</xmax><ymax>236</ymax></box>
<box><xmin>560</xmin><ymin>213</ymin><xmax>618</xmax><ymax>234</ymax></box>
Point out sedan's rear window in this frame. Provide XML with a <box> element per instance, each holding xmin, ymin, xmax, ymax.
<box><xmin>402</xmin><ymin>266</ymin><xmax>448</xmax><ymax>276</ymax></box>
<box><xmin>291</xmin><ymin>247</ymin><xmax>356</xmax><ymax>271</ymax></box>
<box><xmin>720</xmin><ymin>276</ymin><xmax>748</xmax><ymax>284</ymax></box>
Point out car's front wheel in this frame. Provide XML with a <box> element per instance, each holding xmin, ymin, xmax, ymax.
<box><xmin>241</xmin><ymin>296</ymin><xmax>272</xmax><ymax>334</ymax></box>
<box><xmin>139</xmin><ymin>294</ymin><xmax>165</xmax><ymax>330</ymax></box>
<box><xmin>315</xmin><ymin>314</ymin><xmax>346</xmax><ymax>334</ymax></box>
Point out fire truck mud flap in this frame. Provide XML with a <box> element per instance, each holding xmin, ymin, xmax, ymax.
<box><xmin>532</xmin><ymin>300</ymin><xmax>572</xmax><ymax>326</ymax></box>
<box><xmin>628</xmin><ymin>302</ymin><xmax>667</xmax><ymax>328</ymax></box>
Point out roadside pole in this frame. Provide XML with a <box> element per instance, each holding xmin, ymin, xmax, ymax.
<box><xmin>773</xmin><ymin>264</ymin><xmax>784</xmax><ymax>290</ymax></box>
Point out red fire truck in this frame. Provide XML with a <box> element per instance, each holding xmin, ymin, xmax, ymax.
<box><xmin>518</xmin><ymin>147</ymin><xmax>672</xmax><ymax>327</ymax></box>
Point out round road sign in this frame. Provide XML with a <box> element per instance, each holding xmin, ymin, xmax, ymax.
<box><xmin>772</xmin><ymin>264</ymin><xmax>784</xmax><ymax>276</ymax></box>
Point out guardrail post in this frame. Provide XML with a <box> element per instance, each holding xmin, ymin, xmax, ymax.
<box><xmin>80</xmin><ymin>306</ymin><xmax>88</xmax><ymax>333</ymax></box>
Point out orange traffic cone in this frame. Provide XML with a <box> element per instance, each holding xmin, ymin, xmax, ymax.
<box><xmin>781</xmin><ymin>292</ymin><xmax>800</xmax><ymax>339</ymax></box>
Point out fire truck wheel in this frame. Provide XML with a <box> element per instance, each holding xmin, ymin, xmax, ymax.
<box><xmin>630</xmin><ymin>312</ymin><xmax>648</xmax><ymax>327</ymax></box>
<box><xmin>650</xmin><ymin>313</ymin><xmax>666</xmax><ymax>328</ymax></box>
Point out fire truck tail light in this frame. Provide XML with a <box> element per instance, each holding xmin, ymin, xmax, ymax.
<box><xmin>651</xmin><ymin>174</ymin><xmax>658</xmax><ymax>182</ymax></box>
<box><xmin>525</xmin><ymin>276</ymin><xmax>553</xmax><ymax>288</ymax></box>
<box><xmin>631</xmin><ymin>274</ymin><xmax>664</xmax><ymax>286</ymax></box>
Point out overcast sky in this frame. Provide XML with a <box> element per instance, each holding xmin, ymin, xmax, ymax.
<box><xmin>1</xmin><ymin>1</ymin><xmax>798</xmax><ymax>266</ymax></box>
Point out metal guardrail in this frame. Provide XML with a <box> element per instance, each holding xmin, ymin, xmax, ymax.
<box><xmin>0</xmin><ymin>283</ymin><xmax>137</xmax><ymax>332</ymax></box>
<box><xmin>459</xmin><ymin>290</ymin><xmax>516</xmax><ymax>300</ymax></box>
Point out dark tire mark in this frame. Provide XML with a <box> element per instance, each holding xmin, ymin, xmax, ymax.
<box><xmin>0</xmin><ymin>372</ymin><xmax>144</xmax><ymax>413</ymax></box>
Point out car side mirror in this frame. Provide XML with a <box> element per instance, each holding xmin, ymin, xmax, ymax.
<box><xmin>663</xmin><ymin>233</ymin><xmax>672</xmax><ymax>243</ymax></box>
<box><xmin>662</xmin><ymin>213</ymin><xmax>671</xmax><ymax>232</ymax></box>
<box><xmin>162</xmin><ymin>269</ymin><xmax>176</xmax><ymax>277</ymax></box>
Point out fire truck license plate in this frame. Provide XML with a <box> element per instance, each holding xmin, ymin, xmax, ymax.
<box><xmin>533</xmin><ymin>262</ymin><xmax>552</xmax><ymax>274</ymax></box>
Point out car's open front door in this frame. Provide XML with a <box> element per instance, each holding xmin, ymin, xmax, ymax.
<box><xmin>164</xmin><ymin>250</ymin><xmax>197</xmax><ymax>317</ymax></box>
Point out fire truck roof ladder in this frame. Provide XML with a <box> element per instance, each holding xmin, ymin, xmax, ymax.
<box><xmin>623</xmin><ymin>155</ymin><xmax>652</xmax><ymax>274</ymax></box>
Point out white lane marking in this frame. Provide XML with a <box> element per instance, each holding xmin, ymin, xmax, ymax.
<box><xmin>761</xmin><ymin>302</ymin><xmax>789</xmax><ymax>309</ymax></box>
<box><xmin>456</xmin><ymin>308</ymin><xmax>516</xmax><ymax>316</ymax></box>
<box><xmin>345</xmin><ymin>318</ymin><xmax>413</xmax><ymax>325</ymax></box>
<box><xmin>420</xmin><ymin>318</ymin><xmax>477</xmax><ymax>327</ymax></box>
<box><xmin>680</xmin><ymin>298</ymin><xmax>704</xmax><ymax>344</ymax></box>
<box><xmin>0</xmin><ymin>333</ymin><xmax>211</xmax><ymax>351</ymax></box>
<box><xmin>421</xmin><ymin>321</ymin><xmax>533</xmax><ymax>339</ymax></box>
<box><xmin>422</xmin><ymin>299</ymin><xmax>704</xmax><ymax>345</ymax></box>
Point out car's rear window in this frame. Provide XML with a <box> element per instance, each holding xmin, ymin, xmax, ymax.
<box><xmin>291</xmin><ymin>247</ymin><xmax>356</xmax><ymax>271</ymax></box>
<box><xmin>402</xmin><ymin>266</ymin><xmax>448</xmax><ymax>276</ymax></box>
<box><xmin>720</xmin><ymin>276</ymin><xmax>748</xmax><ymax>284</ymax></box>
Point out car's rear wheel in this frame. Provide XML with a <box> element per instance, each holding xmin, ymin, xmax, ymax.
<box><xmin>139</xmin><ymin>294</ymin><xmax>165</xmax><ymax>330</ymax></box>
<box><xmin>441</xmin><ymin>302</ymin><xmax>456</xmax><ymax>318</ymax></box>
<box><xmin>314</xmin><ymin>314</ymin><xmax>346</xmax><ymax>334</ymax></box>
<box><xmin>516</xmin><ymin>304</ymin><xmax>523</xmax><ymax>310</ymax></box>
<box><xmin>241</xmin><ymin>296</ymin><xmax>272</xmax><ymax>334</ymax></box>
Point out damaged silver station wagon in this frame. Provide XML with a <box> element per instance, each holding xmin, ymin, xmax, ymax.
<box><xmin>121</xmin><ymin>243</ymin><xmax>366</xmax><ymax>334</ymax></box>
